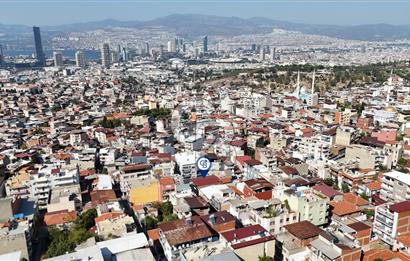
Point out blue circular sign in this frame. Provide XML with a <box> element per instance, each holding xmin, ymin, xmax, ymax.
<box><xmin>196</xmin><ymin>156</ymin><xmax>212</xmax><ymax>177</ymax></box>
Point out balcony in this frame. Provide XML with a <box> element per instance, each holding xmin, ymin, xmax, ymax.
<box><xmin>377</xmin><ymin>207</ymin><xmax>394</xmax><ymax>219</ymax></box>
<box><xmin>375</xmin><ymin>214</ymin><xmax>393</xmax><ymax>227</ymax></box>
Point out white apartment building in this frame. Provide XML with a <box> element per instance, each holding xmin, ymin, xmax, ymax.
<box><xmin>30</xmin><ymin>165</ymin><xmax>79</xmax><ymax>210</ymax></box>
<box><xmin>373</xmin><ymin>201</ymin><xmax>410</xmax><ymax>246</ymax></box>
<box><xmin>249</xmin><ymin>199</ymin><xmax>299</xmax><ymax>235</ymax></box>
<box><xmin>297</xmin><ymin>136</ymin><xmax>332</xmax><ymax>161</ymax></box>
<box><xmin>174</xmin><ymin>151</ymin><xmax>199</xmax><ymax>179</ymax></box>
<box><xmin>380</xmin><ymin>171</ymin><xmax>410</xmax><ymax>202</ymax></box>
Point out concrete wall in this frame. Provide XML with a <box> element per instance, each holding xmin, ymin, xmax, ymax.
<box><xmin>0</xmin><ymin>232</ymin><xmax>29</xmax><ymax>260</ymax></box>
<box><xmin>234</xmin><ymin>240</ymin><xmax>275</xmax><ymax>261</ymax></box>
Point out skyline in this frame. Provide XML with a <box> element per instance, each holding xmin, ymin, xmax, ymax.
<box><xmin>1</xmin><ymin>0</ymin><xmax>410</xmax><ymax>26</ymax></box>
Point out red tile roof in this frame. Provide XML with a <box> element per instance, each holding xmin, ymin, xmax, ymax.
<box><xmin>221</xmin><ymin>225</ymin><xmax>274</xmax><ymax>249</ymax></box>
<box><xmin>236</xmin><ymin>156</ymin><xmax>253</xmax><ymax>165</ymax></box>
<box><xmin>123</xmin><ymin>163</ymin><xmax>150</xmax><ymax>172</ymax></box>
<box><xmin>158</xmin><ymin>216</ymin><xmax>215</xmax><ymax>246</ymax></box>
<box><xmin>90</xmin><ymin>189</ymin><xmax>117</xmax><ymax>205</ymax></box>
<box><xmin>389</xmin><ymin>201</ymin><xmax>410</xmax><ymax>213</ymax></box>
<box><xmin>200</xmin><ymin>210</ymin><xmax>236</xmax><ymax>226</ymax></box>
<box><xmin>284</xmin><ymin>221</ymin><xmax>323</xmax><ymax>240</ymax></box>
<box><xmin>44</xmin><ymin>210</ymin><xmax>77</xmax><ymax>226</ymax></box>
<box><xmin>222</xmin><ymin>224</ymin><xmax>267</xmax><ymax>241</ymax></box>
<box><xmin>330</xmin><ymin>201</ymin><xmax>361</xmax><ymax>216</ymax></box>
<box><xmin>343</xmin><ymin>193</ymin><xmax>368</xmax><ymax>207</ymax></box>
<box><xmin>229</xmin><ymin>140</ymin><xmax>247</xmax><ymax>148</ymax></box>
<box><xmin>313</xmin><ymin>184</ymin><xmax>342</xmax><ymax>198</ymax></box>
<box><xmin>191</xmin><ymin>175</ymin><xmax>222</xmax><ymax>187</ymax></box>
<box><xmin>94</xmin><ymin>212</ymin><xmax>123</xmax><ymax>223</ymax></box>
<box><xmin>348</xmin><ymin>221</ymin><xmax>371</xmax><ymax>232</ymax></box>
<box><xmin>159</xmin><ymin>176</ymin><xmax>175</xmax><ymax>186</ymax></box>
<box><xmin>244</xmin><ymin>178</ymin><xmax>273</xmax><ymax>191</ymax></box>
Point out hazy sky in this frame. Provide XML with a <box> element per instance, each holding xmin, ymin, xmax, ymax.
<box><xmin>1</xmin><ymin>0</ymin><xmax>410</xmax><ymax>26</ymax></box>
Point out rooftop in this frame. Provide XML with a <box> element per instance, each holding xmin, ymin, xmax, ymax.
<box><xmin>284</xmin><ymin>221</ymin><xmax>323</xmax><ymax>240</ymax></box>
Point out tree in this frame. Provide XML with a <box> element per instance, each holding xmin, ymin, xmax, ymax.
<box><xmin>360</xmin><ymin>193</ymin><xmax>369</xmax><ymax>201</ymax></box>
<box><xmin>363</xmin><ymin>208</ymin><xmax>375</xmax><ymax>218</ymax></box>
<box><xmin>68</xmin><ymin>227</ymin><xmax>92</xmax><ymax>245</ymax></box>
<box><xmin>284</xmin><ymin>199</ymin><xmax>291</xmax><ymax>211</ymax></box>
<box><xmin>75</xmin><ymin>209</ymin><xmax>97</xmax><ymax>230</ymax></box>
<box><xmin>398</xmin><ymin>157</ymin><xmax>408</xmax><ymax>166</ymax></box>
<box><xmin>152</xmin><ymin>201</ymin><xmax>176</xmax><ymax>222</ymax></box>
<box><xmin>323</xmin><ymin>178</ymin><xmax>334</xmax><ymax>187</ymax></box>
<box><xmin>258</xmin><ymin>254</ymin><xmax>272</xmax><ymax>261</ymax></box>
<box><xmin>245</xmin><ymin>147</ymin><xmax>255</xmax><ymax>158</ymax></box>
<box><xmin>341</xmin><ymin>183</ymin><xmax>350</xmax><ymax>193</ymax></box>
<box><xmin>144</xmin><ymin>216</ymin><xmax>158</xmax><ymax>230</ymax></box>
<box><xmin>163</xmin><ymin>214</ymin><xmax>179</xmax><ymax>222</ymax></box>
<box><xmin>46</xmin><ymin>228</ymin><xmax>75</xmax><ymax>258</ymax></box>
<box><xmin>46</xmin><ymin>209</ymin><xmax>97</xmax><ymax>258</ymax></box>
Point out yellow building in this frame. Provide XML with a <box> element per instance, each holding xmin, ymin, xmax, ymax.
<box><xmin>129</xmin><ymin>181</ymin><xmax>160</xmax><ymax>206</ymax></box>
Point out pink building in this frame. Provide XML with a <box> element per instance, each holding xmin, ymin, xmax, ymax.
<box><xmin>371</xmin><ymin>129</ymin><xmax>397</xmax><ymax>144</ymax></box>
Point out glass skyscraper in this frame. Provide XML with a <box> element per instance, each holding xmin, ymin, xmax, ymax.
<box><xmin>33</xmin><ymin>26</ymin><xmax>45</xmax><ymax>66</ymax></box>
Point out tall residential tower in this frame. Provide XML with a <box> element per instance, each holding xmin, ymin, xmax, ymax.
<box><xmin>75</xmin><ymin>51</ymin><xmax>86</xmax><ymax>68</ymax></box>
<box><xmin>101</xmin><ymin>43</ymin><xmax>111</xmax><ymax>68</ymax></box>
<box><xmin>53</xmin><ymin>51</ymin><xmax>63</xmax><ymax>67</ymax></box>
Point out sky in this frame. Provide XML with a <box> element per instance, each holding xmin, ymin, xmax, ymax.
<box><xmin>1</xmin><ymin>0</ymin><xmax>410</xmax><ymax>26</ymax></box>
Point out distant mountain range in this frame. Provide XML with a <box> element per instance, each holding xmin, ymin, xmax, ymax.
<box><xmin>1</xmin><ymin>14</ymin><xmax>410</xmax><ymax>41</ymax></box>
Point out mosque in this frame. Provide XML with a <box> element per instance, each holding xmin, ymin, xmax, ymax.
<box><xmin>289</xmin><ymin>71</ymin><xmax>319</xmax><ymax>106</ymax></box>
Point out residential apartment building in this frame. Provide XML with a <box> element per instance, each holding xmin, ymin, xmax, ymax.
<box><xmin>381</xmin><ymin>171</ymin><xmax>410</xmax><ymax>202</ymax></box>
<box><xmin>249</xmin><ymin>199</ymin><xmax>299</xmax><ymax>235</ymax></box>
<box><xmin>29</xmin><ymin>166</ymin><xmax>79</xmax><ymax>210</ymax></box>
<box><xmin>283</xmin><ymin>188</ymin><xmax>329</xmax><ymax>226</ymax></box>
<box><xmin>373</xmin><ymin>200</ymin><xmax>410</xmax><ymax>246</ymax></box>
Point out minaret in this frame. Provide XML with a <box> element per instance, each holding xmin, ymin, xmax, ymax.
<box><xmin>295</xmin><ymin>71</ymin><xmax>301</xmax><ymax>99</ymax></box>
<box><xmin>311</xmin><ymin>70</ymin><xmax>316</xmax><ymax>94</ymax></box>
<box><xmin>388</xmin><ymin>69</ymin><xmax>393</xmax><ymax>86</ymax></box>
<box><xmin>386</xmin><ymin>69</ymin><xmax>393</xmax><ymax>104</ymax></box>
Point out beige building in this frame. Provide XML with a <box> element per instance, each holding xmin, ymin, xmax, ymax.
<box><xmin>335</xmin><ymin>126</ymin><xmax>358</xmax><ymax>146</ymax></box>
<box><xmin>345</xmin><ymin>144</ymin><xmax>394</xmax><ymax>170</ymax></box>
<box><xmin>283</xmin><ymin>188</ymin><xmax>329</xmax><ymax>226</ymax></box>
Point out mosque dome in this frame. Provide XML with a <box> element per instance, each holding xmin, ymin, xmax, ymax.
<box><xmin>384</xmin><ymin>105</ymin><xmax>397</xmax><ymax>112</ymax></box>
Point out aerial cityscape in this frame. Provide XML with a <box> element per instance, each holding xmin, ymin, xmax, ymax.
<box><xmin>1</xmin><ymin>1</ymin><xmax>410</xmax><ymax>261</ymax></box>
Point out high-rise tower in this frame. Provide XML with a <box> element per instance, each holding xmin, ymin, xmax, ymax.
<box><xmin>101</xmin><ymin>43</ymin><xmax>111</xmax><ymax>68</ymax></box>
<box><xmin>0</xmin><ymin>44</ymin><xmax>4</xmax><ymax>64</ymax></box>
<box><xmin>75</xmin><ymin>51</ymin><xmax>86</xmax><ymax>68</ymax></box>
<box><xmin>53</xmin><ymin>51</ymin><xmax>63</xmax><ymax>67</ymax></box>
<box><xmin>203</xmin><ymin>35</ymin><xmax>208</xmax><ymax>53</ymax></box>
<box><xmin>33</xmin><ymin>26</ymin><xmax>45</xmax><ymax>66</ymax></box>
